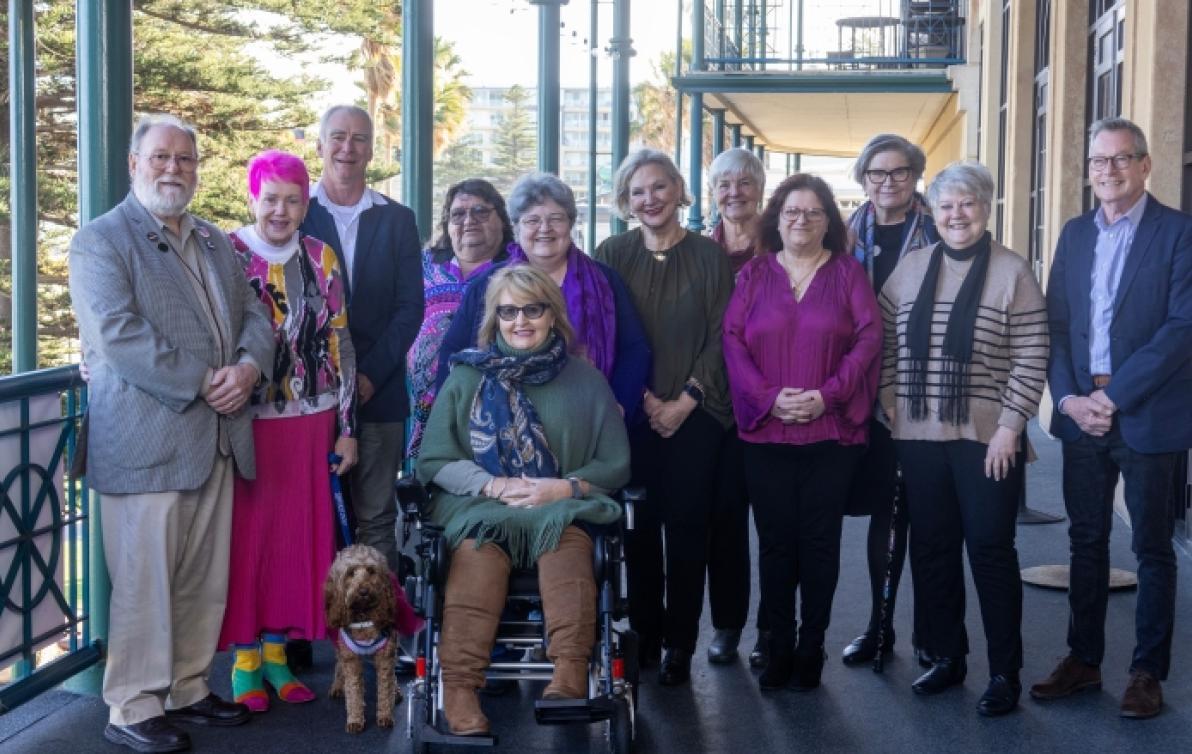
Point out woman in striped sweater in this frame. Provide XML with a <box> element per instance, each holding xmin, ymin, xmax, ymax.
<box><xmin>878</xmin><ymin>161</ymin><xmax>1048</xmax><ymax>717</ymax></box>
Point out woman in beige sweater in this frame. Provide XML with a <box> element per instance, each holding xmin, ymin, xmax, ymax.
<box><xmin>879</xmin><ymin>161</ymin><xmax>1048</xmax><ymax>717</ymax></box>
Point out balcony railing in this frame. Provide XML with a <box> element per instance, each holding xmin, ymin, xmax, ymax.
<box><xmin>701</xmin><ymin>0</ymin><xmax>966</xmax><ymax>73</ymax></box>
<box><xmin>0</xmin><ymin>366</ymin><xmax>101</xmax><ymax>713</ymax></box>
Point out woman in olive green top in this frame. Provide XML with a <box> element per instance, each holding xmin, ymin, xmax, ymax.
<box><xmin>595</xmin><ymin>148</ymin><xmax>735</xmax><ymax>686</ymax></box>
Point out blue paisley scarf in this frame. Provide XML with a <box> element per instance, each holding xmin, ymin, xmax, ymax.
<box><xmin>449</xmin><ymin>332</ymin><xmax>568</xmax><ymax>478</ymax></box>
<box><xmin>848</xmin><ymin>193</ymin><xmax>936</xmax><ymax>282</ymax></box>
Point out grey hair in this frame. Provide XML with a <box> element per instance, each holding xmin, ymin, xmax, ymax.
<box><xmin>708</xmin><ymin>147</ymin><xmax>766</xmax><ymax>193</ymax></box>
<box><xmin>507</xmin><ymin>172</ymin><xmax>578</xmax><ymax>225</ymax></box>
<box><xmin>1088</xmin><ymin>117</ymin><xmax>1149</xmax><ymax>156</ymax></box>
<box><xmin>319</xmin><ymin>105</ymin><xmax>373</xmax><ymax>142</ymax></box>
<box><xmin>852</xmin><ymin>133</ymin><xmax>926</xmax><ymax>184</ymax></box>
<box><xmin>612</xmin><ymin>148</ymin><xmax>692</xmax><ymax>221</ymax></box>
<box><xmin>128</xmin><ymin>114</ymin><xmax>200</xmax><ymax>158</ymax></box>
<box><xmin>925</xmin><ymin>161</ymin><xmax>995</xmax><ymax>210</ymax></box>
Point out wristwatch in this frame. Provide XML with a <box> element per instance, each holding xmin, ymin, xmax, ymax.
<box><xmin>683</xmin><ymin>377</ymin><xmax>705</xmax><ymax>405</ymax></box>
<box><xmin>568</xmin><ymin>476</ymin><xmax>585</xmax><ymax>499</ymax></box>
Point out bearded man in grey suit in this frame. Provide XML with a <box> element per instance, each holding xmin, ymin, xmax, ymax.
<box><xmin>70</xmin><ymin>114</ymin><xmax>274</xmax><ymax>753</ymax></box>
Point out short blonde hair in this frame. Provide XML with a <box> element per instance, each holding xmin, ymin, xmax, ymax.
<box><xmin>611</xmin><ymin>148</ymin><xmax>692</xmax><ymax>221</ymax></box>
<box><xmin>478</xmin><ymin>265</ymin><xmax>576</xmax><ymax>350</ymax></box>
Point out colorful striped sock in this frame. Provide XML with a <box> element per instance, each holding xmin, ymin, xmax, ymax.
<box><xmin>261</xmin><ymin>633</ymin><xmax>316</xmax><ymax>704</ymax></box>
<box><xmin>232</xmin><ymin>643</ymin><xmax>269</xmax><ymax>712</ymax></box>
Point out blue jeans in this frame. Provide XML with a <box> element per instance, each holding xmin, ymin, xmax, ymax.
<box><xmin>1062</xmin><ymin>425</ymin><xmax>1178</xmax><ymax>679</ymax></box>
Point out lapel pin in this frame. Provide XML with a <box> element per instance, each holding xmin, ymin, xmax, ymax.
<box><xmin>196</xmin><ymin>226</ymin><xmax>211</xmax><ymax>238</ymax></box>
<box><xmin>147</xmin><ymin>231</ymin><xmax>160</xmax><ymax>242</ymax></box>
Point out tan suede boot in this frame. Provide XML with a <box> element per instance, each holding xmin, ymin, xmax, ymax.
<box><xmin>440</xmin><ymin>540</ymin><xmax>511</xmax><ymax>735</ymax></box>
<box><xmin>538</xmin><ymin>526</ymin><xmax>596</xmax><ymax>700</ymax></box>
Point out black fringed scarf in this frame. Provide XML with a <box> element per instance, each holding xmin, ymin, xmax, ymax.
<box><xmin>905</xmin><ymin>232</ymin><xmax>992</xmax><ymax>425</ymax></box>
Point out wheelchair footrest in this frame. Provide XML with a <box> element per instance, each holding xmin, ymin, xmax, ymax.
<box><xmin>533</xmin><ymin>696</ymin><xmax>615</xmax><ymax>725</ymax></box>
<box><xmin>418</xmin><ymin>722</ymin><xmax>498</xmax><ymax>748</ymax></box>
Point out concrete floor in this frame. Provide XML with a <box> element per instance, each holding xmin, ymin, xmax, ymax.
<box><xmin>1</xmin><ymin>422</ymin><xmax>1190</xmax><ymax>753</ymax></box>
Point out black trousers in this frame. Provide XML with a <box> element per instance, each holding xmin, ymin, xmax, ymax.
<box><xmin>707</xmin><ymin>431</ymin><xmax>767</xmax><ymax>631</ymax></box>
<box><xmin>897</xmin><ymin>439</ymin><xmax>1023</xmax><ymax>676</ymax></box>
<box><xmin>743</xmin><ymin>440</ymin><xmax>860</xmax><ymax>654</ymax></box>
<box><xmin>626</xmin><ymin>408</ymin><xmax>723</xmax><ymax>654</ymax></box>
<box><xmin>1062</xmin><ymin>425</ymin><xmax>1178</xmax><ymax>679</ymax></box>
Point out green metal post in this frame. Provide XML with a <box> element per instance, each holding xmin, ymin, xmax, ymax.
<box><xmin>758</xmin><ymin>0</ymin><xmax>767</xmax><ymax>70</ymax></box>
<box><xmin>755</xmin><ymin>143</ymin><xmax>766</xmax><ymax>163</ymax></box>
<box><xmin>533</xmin><ymin>0</ymin><xmax>565</xmax><ymax>174</ymax></box>
<box><xmin>747</xmin><ymin>0</ymin><xmax>756</xmax><ymax>65</ymax></box>
<box><xmin>673</xmin><ymin>0</ymin><xmax>684</xmax><ymax>166</ymax></box>
<box><xmin>796</xmin><ymin>0</ymin><xmax>805</xmax><ymax>70</ymax></box>
<box><xmin>711</xmin><ymin>109</ymin><xmax>726</xmax><ymax>157</ymax></box>
<box><xmin>686</xmin><ymin>0</ymin><xmax>706</xmax><ymax>231</ymax></box>
<box><xmin>793</xmin><ymin>152</ymin><xmax>802</xmax><ymax>172</ymax></box>
<box><xmin>587</xmin><ymin>0</ymin><xmax>599</xmax><ymax>252</ymax></box>
<box><xmin>9</xmin><ymin>0</ymin><xmax>37</xmax><ymax>373</ymax></box>
<box><xmin>66</xmin><ymin>0</ymin><xmax>133</xmax><ymax>696</ymax></box>
<box><xmin>744</xmin><ymin>133</ymin><xmax>755</xmax><ymax>150</ymax></box>
<box><xmin>714</xmin><ymin>0</ymin><xmax>726</xmax><ymax>63</ymax></box>
<box><xmin>734</xmin><ymin>0</ymin><xmax>744</xmax><ymax>60</ymax></box>
<box><xmin>402</xmin><ymin>0</ymin><xmax>434</xmax><ymax>242</ymax></box>
<box><xmin>730</xmin><ymin>123</ymin><xmax>742</xmax><ymax>147</ymax></box>
<box><xmin>610</xmin><ymin>0</ymin><xmax>633</xmax><ymax>236</ymax></box>
<box><xmin>786</xmin><ymin>152</ymin><xmax>792</xmax><ymax>175</ymax></box>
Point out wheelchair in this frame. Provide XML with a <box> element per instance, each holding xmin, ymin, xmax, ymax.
<box><xmin>396</xmin><ymin>478</ymin><xmax>642</xmax><ymax>753</ymax></box>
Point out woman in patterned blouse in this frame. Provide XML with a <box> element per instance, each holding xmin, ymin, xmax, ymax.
<box><xmin>406</xmin><ymin>179</ymin><xmax>512</xmax><ymax>459</ymax></box>
<box><xmin>217</xmin><ymin>149</ymin><xmax>358</xmax><ymax>713</ymax></box>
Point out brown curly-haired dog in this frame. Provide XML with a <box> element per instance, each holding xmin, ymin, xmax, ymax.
<box><xmin>324</xmin><ymin>544</ymin><xmax>400</xmax><ymax>733</ymax></box>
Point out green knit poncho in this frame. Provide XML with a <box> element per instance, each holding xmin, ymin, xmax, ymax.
<box><xmin>415</xmin><ymin>354</ymin><xmax>631</xmax><ymax>567</ymax></box>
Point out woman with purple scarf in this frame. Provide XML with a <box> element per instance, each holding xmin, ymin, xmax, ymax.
<box><xmin>435</xmin><ymin>172</ymin><xmax>650</xmax><ymax>422</ymax></box>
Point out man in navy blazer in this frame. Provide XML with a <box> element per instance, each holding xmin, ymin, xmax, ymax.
<box><xmin>300</xmin><ymin>105</ymin><xmax>424</xmax><ymax>571</ymax></box>
<box><xmin>1032</xmin><ymin>117</ymin><xmax>1192</xmax><ymax>719</ymax></box>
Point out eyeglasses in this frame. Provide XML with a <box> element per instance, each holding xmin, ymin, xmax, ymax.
<box><xmin>780</xmin><ymin>207</ymin><xmax>826</xmax><ymax>222</ymax></box>
<box><xmin>495</xmin><ymin>302</ymin><xmax>550</xmax><ymax>321</ymax></box>
<box><xmin>864</xmin><ymin>167</ymin><xmax>913</xmax><ymax>184</ymax></box>
<box><xmin>1087</xmin><ymin>153</ymin><xmax>1145</xmax><ymax>172</ymax></box>
<box><xmin>141</xmin><ymin>152</ymin><xmax>199</xmax><ymax>173</ymax></box>
<box><xmin>449</xmin><ymin>205</ymin><xmax>495</xmax><ymax>225</ymax></box>
<box><xmin>519</xmin><ymin>214</ymin><xmax>570</xmax><ymax>230</ymax></box>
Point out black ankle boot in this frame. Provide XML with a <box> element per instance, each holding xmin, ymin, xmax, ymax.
<box><xmin>791</xmin><ymin>649</ymin><xmax>826</xmax><ymax>691</ymax></box>
<box><xmin>758</xmin><ymin>642</ymin><xmax>794</xmax><ymax>690</ymax></box>
<box><xmin>912</xmin><ymin>657</ymin><xmax>967</xmax><ymax>695</ymax></box>
<box><xmin>841</xmin><ymin>627</ymin><xmax>894</xmax><ymax>666</ymax></box>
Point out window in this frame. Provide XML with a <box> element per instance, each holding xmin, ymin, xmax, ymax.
<box><xmin>1085</xmin><ymin>1</ymin><xmax>1125</xmax><ymax>210</ymax></box>
<box><xmin>1028</xmin><ymin>1</ymin><xmax>1051</xmax><ymax>269</ymax></box>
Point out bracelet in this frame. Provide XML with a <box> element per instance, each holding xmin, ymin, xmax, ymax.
<box><xmin>568</xmin><ymin>476</ymin><xmax>585</xmax><ymax>500</ymax></box>
<box><xmin>683</xmin><ymin>377</ymin><xmax>705</xmax><ymax>405</ymax></box>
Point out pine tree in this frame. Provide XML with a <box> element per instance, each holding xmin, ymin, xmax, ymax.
<box><xmin>491</xmin><ymin>85</ymin><xmax>538</xmax><ymax>193</ymax></box>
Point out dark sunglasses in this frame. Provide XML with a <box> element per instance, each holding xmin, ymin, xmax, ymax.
<box><xmin>495</xmin><ymin>302</ymin><xmax>550</xmax><ymax>321</ymax></box>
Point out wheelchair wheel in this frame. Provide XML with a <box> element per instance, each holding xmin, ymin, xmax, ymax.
<box><xmin>606</xmin><ymin>694</ymin><xmax>634</xmax><ymax>754</ymax></box>
<box><xmin>408</xmin><ymin>690</ymin><xmax>431</xmax><ymax>754</ymax></box>
<box><xmin>618</xmin><ymin>629</ymin><xmax>640</xmax><ymax>711</ymax></box>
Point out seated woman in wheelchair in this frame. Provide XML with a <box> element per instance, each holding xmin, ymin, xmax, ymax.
<box><xmin>416</xmin><ymin>264</ymin><xmax>631</xmax><ymax>737</ymax></box>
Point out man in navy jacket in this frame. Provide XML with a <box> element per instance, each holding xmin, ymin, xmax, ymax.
<box><xmin>301</xmin><ymin>105</ymin><xmax>423</xmax><ymax>571</ymax></box>
<box><xmin>1033</xmin><ymin>117</ymin><xmax>1192</xmax><ymax>719</ymax></box>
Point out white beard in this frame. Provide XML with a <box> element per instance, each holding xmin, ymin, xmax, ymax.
<box><xmin>133</xmin><ymin>172</ymin><xmax>195</xmax><ymax>218</ymax></box>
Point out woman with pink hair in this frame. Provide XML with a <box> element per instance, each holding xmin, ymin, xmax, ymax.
<box><xmin>217</xmin><ymin>149</ymin><xmax>358</xmax><ymax>711</ymax></box>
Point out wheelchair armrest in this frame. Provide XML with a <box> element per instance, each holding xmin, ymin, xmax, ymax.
<box><xmin>618</xmin><ymin>486</ymin><xmax>645</xmax><ymax>532</ymax></box>
<box><xmin>395</xmin><ymin>476</ymin><xmax>432</xmax><ymax>521</ymax></box>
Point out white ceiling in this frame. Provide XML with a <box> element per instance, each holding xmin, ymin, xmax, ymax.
<box><xmin>709</xmin><ymin>91</ymin><xmax>956</xmax><ymax>157</ymax></box>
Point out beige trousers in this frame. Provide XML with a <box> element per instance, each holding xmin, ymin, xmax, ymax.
<box><xmin>100</xmin><ymin>456</ymin><xmax>234</xmax><ymax>725</ymax></box>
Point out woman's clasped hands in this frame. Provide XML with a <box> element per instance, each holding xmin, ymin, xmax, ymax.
<box><xmin>484</xmin><ymin>475</ymin><xmax>572</xmax><ymax>508</ymax></box>
<box><xmin>770</xmin><ymin>387</ymin><xmax>826</xmax><ymax>425</ymax></box>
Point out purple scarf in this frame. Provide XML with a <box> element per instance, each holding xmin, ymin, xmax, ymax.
<box><xmin>506</xmin><ymin>242</ymin><xmax>617</xmax><ymax>379</ymax></box>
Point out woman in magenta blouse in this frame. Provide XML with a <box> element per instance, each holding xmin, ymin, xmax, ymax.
<box><xmin>723</xmin><ymin>173</ymin><xmax>881</xmax><ymax>693</ymax></box>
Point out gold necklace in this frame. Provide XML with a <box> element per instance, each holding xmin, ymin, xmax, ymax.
<box><xmin>779</xmin><ymin>249</ymin><xmax>828</xmax><ymax>295</ymax></box>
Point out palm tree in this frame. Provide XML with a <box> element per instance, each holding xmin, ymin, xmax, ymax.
<box><xmin>432</xmin><ymin>39</ymin><xmax>472</xmax><ymax>157</ymax></box>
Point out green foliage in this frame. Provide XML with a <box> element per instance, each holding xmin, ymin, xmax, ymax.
<box><xmin>0</xmin><ymin>0</ymin><xmax>417</xmax><ymax>374</ymax></box>
<box><xmin>491</xmin><ymin>85</ymin><xmax>538</xmax><ymax>193</ymax></box>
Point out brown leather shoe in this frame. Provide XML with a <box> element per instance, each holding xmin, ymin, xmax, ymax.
<box><xmin>1120</xmin><ymin>670</ymin><xmax>1163</xmax><ymax>719</ymax></box>
<box><xmin>1029</xmin><ymin>656</ymin><xmax>1101</xmax><ymax>701</ymax></box>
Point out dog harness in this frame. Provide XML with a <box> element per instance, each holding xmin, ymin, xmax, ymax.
<box><xmin>340</xmin><ymin>621</ymin><xmax>390</xmax><ymax>656</ymax></box>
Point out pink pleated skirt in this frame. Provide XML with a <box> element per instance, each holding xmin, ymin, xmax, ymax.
<box><xmin>219</xmin><ymin>409</ymin><xmax>337</xmax><ymax>647</ymax></box>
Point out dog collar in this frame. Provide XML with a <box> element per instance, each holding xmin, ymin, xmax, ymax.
<box><xmin>340</xmin><ymin>627</ymin><xmax>390</xmax><ymax>656</ymax></box>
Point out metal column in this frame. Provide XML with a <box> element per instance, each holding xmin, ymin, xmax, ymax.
<box><xmin>711</xmin><ymin>109</ymin><xmax>726</xmax><ymax>157</ymax></box>
<box><xmin>673</xmin><ymin>0</ymin><xmax>684</xmax><ymax>166</ymax></box>
<box><xmin>9</xmin><ymin>0</ymin><xmax>37</xmax><ymax>373</ymax></box>
<box><xmin>587</xmin><ymin>0</ymin><xmax>599</xmax><ymax>251</ymax></box>
<box><xmin>532</xmin><ymin>0</ymin><xmax>565</xmax><ymax>174</ymax></box>
<box><xmin>686</xmin><ymin>0</ymin><xmax>706</xmax><ymax>231</ymax></box>
<box><xmin>744</xmin><ymin>133</ymin><xmax>755</xmax><ymax>150</ymax></box>
<box><xmin>730</xmin><ymin>123</ymin><xmax>742</xmax><ymax>148</ymax></box>
<box><xmin>66</xmin><ymin>0</ymin><xmax>134</xmax><ymax>696</ymax></box>
<box><xmin>401</xmin><ymin>0</ymin><xmax>434</xmax><ymax>241</ymax></box>
<box><xmin>755</xmin><ymin>143</ymin><xmax>766</xmax><ymax>163</ymax></box>
<box><xmin>610</xmin><ymin>0</ymin><xmax>633</xmax><ymax>235</ymax></box>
